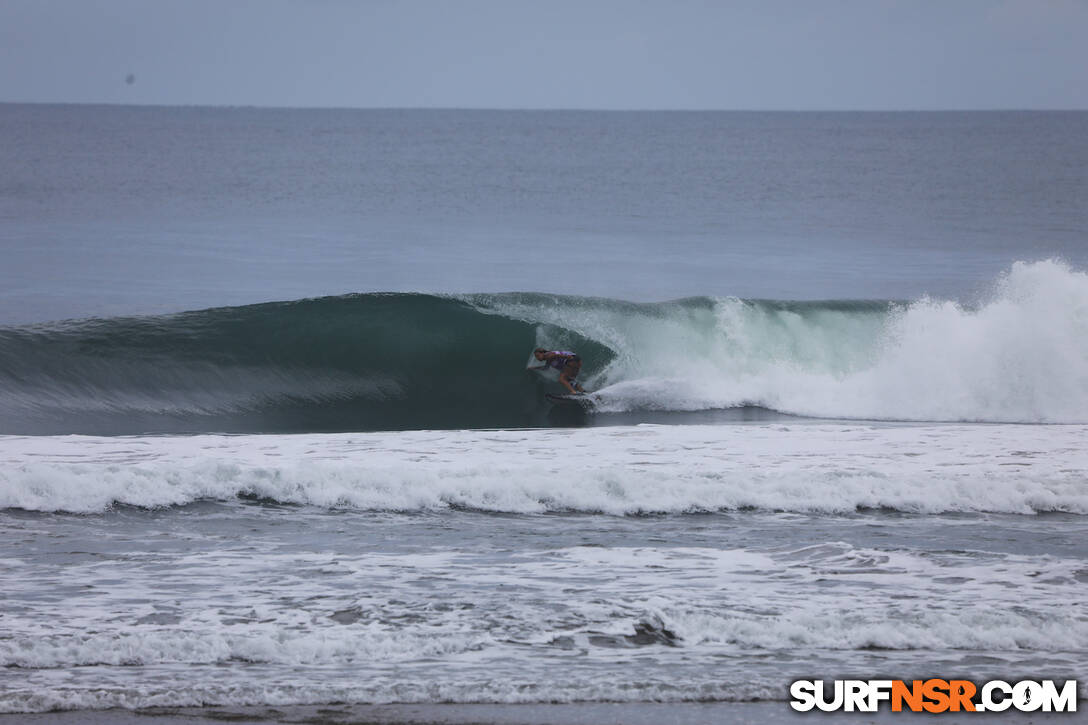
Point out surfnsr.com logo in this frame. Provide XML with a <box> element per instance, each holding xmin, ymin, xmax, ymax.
<box><xmin>790</xmin><ymin>679</ymin><xmax>1078</xmax><ymax>713</ymax></box>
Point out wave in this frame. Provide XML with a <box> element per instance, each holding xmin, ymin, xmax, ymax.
<box><xmin>1</xmin><ymin>259</ymin><xmax>1086</xmax><ymax>433</ymax></box>
<box><xmin>2</xmin><ymin>425</ymin><xmax>1085</xmax><ymax>514</ymax></box>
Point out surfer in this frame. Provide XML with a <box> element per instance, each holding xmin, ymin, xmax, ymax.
<box><xmin>532</xmin><ymin>348</ymin><xmax>585</xmax><ymax>394</ymax></box>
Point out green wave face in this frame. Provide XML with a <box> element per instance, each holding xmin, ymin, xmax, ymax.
<box><xmin>0</xmin><ymin>293</ymin><xmax>616</xmax><ymax>435</ymax></box>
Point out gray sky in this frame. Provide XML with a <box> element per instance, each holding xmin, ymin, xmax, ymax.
<box><xmin>1</xmin><ymin>0</ymin><xmax>1086</xmax><ymax>110</ymax></box>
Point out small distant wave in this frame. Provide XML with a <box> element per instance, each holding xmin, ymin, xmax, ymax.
<box><xmin>0</xmin><ymin>259</ymin><xmax>1086</xmax><ymax>434</ymax></box>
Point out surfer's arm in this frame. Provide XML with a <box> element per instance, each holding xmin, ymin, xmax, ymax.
<box><xmin>530</xmin><ymin>351</ymin><xmax>558</xmax><ymax>370</ymax></box>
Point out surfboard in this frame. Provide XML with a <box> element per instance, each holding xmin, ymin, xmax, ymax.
<box><xmin>545</xmin><ymin>393</ymin><xmax>595</xmax><ymax>406</ymax></box>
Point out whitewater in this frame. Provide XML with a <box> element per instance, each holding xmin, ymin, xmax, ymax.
<box><xmin>2</xmin><ymin>423</ymin><xmax>1086</xmax><ymax>515</ymax></box>
<box><xmin>3</xmin><ymin>424</ymin><xmax>1087</xmax><ymax>714</ymax></box>
<box><xmin>2</xmin><ymin>408</ymin><xmax>1087</xmax><ymax>715</ymax></box>
<box><xmin>496</xmin><ymin>259</ymin><xmax>1088</xmax><ymax>423</ymax></box>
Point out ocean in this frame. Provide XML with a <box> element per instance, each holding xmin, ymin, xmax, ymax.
<box><xmin>1</xmin><ymin>105</ymin><xmax>1086</xmax><ymax>723</ymax></box>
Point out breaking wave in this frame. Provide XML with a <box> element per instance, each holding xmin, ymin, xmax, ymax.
<box><xmin>1</xmin><ymin>259</ymin><xmax>1085</xmax><ymax>433</ymax></box>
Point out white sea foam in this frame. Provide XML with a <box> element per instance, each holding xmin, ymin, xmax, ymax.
<box><xmin>493</xmin><ymin>260</ymin><xmax>1088</xmax><ymax>423</ymax></box>
<box><xmin>2</xmin><ymin>420</ymin><xmax>1085</xmax><ymax>713</ymax></box>
<box><xmin>0</xmin><ymin>627</ymin><xmax>489</xmax><ymax>669</ymax></box>
<box><xmin>1</xmin><ymin>423</ymin><xmax>1085</xmax><ymax>514</ymax></box>
<box><xmin>0</xmin><ymin>678</ymin><xmax>784</xmax><ymax>713</ymax></box>
<box><xmin>1</xmin><ymin>541</ymin><xmax>1084</xmax><ymax>711</ymax></box>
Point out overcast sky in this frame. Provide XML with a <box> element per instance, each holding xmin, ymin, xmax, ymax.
<box><xmin>1</xmin><ymin>0</ymin><xmax>1086</xmax><ymax>110</ymax></box>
